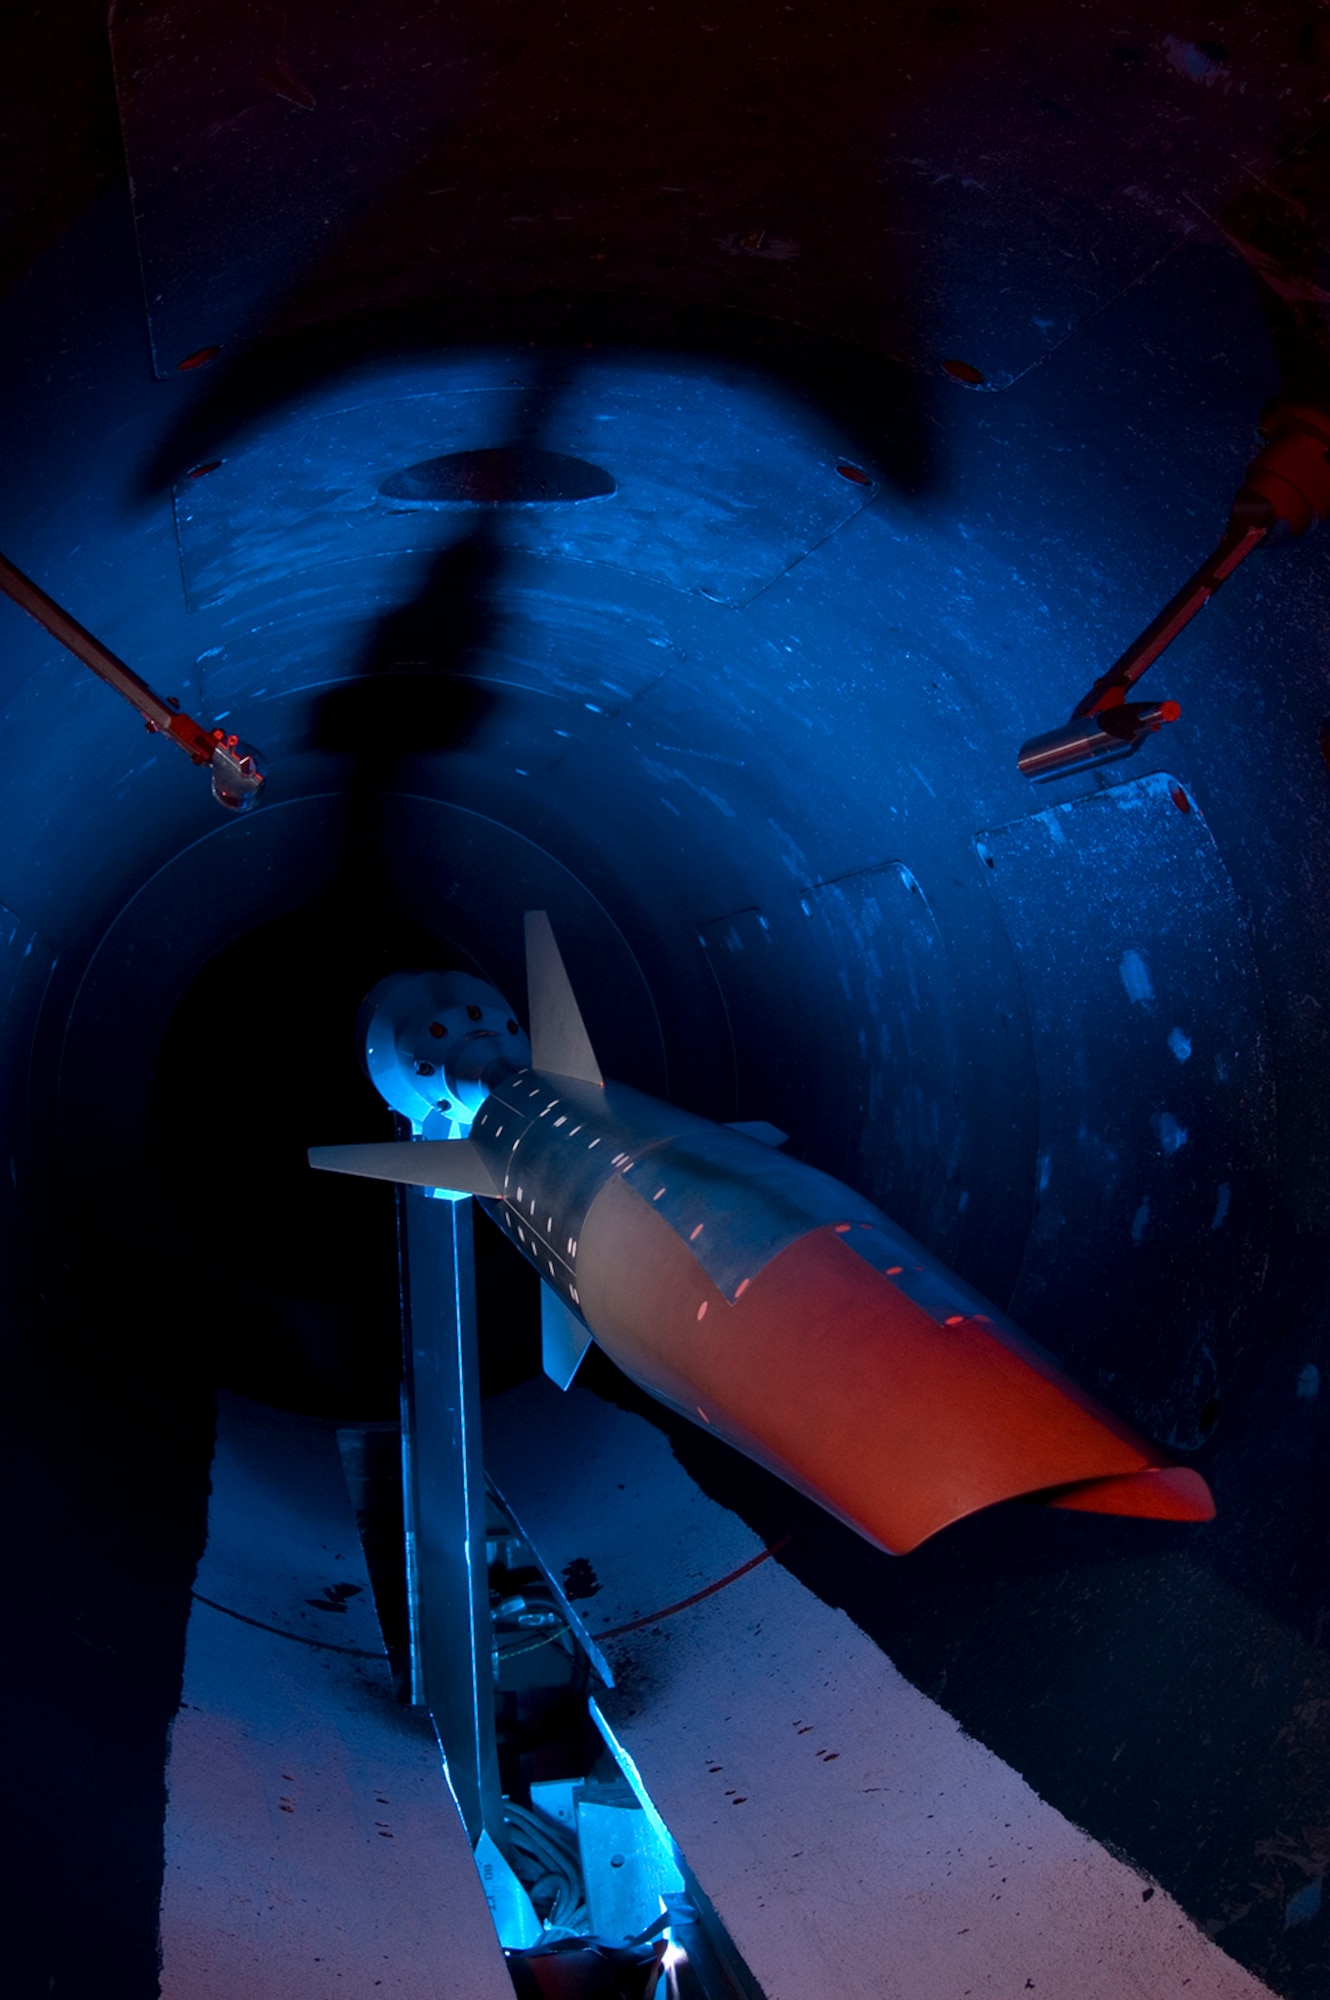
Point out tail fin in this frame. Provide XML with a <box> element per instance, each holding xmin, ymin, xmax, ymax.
<box><xmin>1043</xmin><ymin>1465</ymin><xmax>1215</xmax><ymax>1522</ymax></box>
<box><xmin>308</xmin><ymin>1138</ymin><xmax>502</xmax><ymax>1197</ymax></box>
<box><xmin>541</xmin><ymin>1281</ymin><xmax>594</xmax><ymax>1390</ymax></box>
<box><xmin>525</xmin><ymin>911</ymin><xmax>603</xmax><ymax>1085</ymax></box>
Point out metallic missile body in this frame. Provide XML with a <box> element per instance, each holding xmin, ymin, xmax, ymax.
<box><xmin>310</xmin><ymin>914</ymin><xmax>1214</xmax><ymax>1555</ymax></box>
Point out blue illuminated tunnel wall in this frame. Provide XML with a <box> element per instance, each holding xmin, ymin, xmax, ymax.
<box><xmin>7</xmin><ymin>315</ymin><xmax>1293</xmax><ymax>1440</ymax></box>
<box><xmin>6</xmin><ymin>178</ymin><xmax>1330</xmax><ymax>1996</ymax></box>
<box><xmin>13</xmin><ymin>334</ymin><xmax>1225</xmax><ymax>1415</ymax></box>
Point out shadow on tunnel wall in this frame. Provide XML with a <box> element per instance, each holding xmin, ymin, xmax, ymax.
<box><xmin>306</xmin><ymin>355</ymin><xmax>569</xmax><ymax>900</ymax></box>
<box><xmin>113</xmin><ymin>0</ymin><xmax>943</xmax><ymax>505</ymax></box>
<box><xmin>91</xmin><ymin>0</ymin><xmax>1330</xmax><ymax>1610</ymax></box>
<box><xmin>15</xmin><ymin>5</ymin><xmax>1330</xmax><ymax>1994</ymax></box>
<box><xmin>139</xmin><ymin>357</ymin><xmax>627</xmax><ymax>1419</ymax></box>
<box><xmin>98</xmin><ymin>0</ymin><xmax>951</xmax><ymax>1429</ymax></box>
<box><xmin>1212</xmin><ymin>116</ymin><xmax>1330</xmax><ymax>412</ymax></box>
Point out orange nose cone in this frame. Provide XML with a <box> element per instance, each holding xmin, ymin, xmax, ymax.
<box><xmin>1042</xmin><ymin>1465</ymin><xmax>1215</xmax><ymax>1522</ymax></box>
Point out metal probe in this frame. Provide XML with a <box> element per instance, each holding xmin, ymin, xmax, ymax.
<box><xmin>1018</xmin><ymin>403</ymin><xmax>1330</xmax><ymax>781</ymax></box>
<box><xmin>0</xmin><ymin>551</ymin><xmax>266</xmax><ymax>810</ymax></box>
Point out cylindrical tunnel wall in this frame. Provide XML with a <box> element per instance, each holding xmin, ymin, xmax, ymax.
<box><xmin>8</xmin><ymin>153</ymin><xmax>1330</xmax><ymax>2000</ymax></box>
<box><xmin>1</xmin><ymin>189</ymin><xmax>1327</xmax><ymax>1445</ymax></box>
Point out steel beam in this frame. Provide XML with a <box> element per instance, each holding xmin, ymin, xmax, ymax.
<box><xmin>397</xmin><ymin>1187</ymin><xmax>501</xmax><ymax>1847</ymax></box>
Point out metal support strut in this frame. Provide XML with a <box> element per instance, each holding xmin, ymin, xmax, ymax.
<box><xmin>1018</xmin><ymin>403</ymin><xmax>1330</xmax><ymax>781</ymax></box>
<box><xmin>396</xmin><ymin>1185</ymin><xmax>504</xmax><ymax>1848</ymax></box>
<box><xmin>0</xmin><ymin>550</ymin><xmax>265</xmax><ymax>810</ymax></box>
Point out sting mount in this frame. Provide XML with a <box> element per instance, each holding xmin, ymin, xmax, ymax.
<box><xmin>1018</xmin><ymin>403</ymin><xmax>1330</xmax><ymax>781</ymax></box>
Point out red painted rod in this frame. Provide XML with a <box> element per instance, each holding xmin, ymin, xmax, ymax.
<box><xmin>0</xmin><ymin>549</ymin><xmax>217</xmax><ymax>762</ymax></box>
<box><xmin>1075</xmin><ymin>518</ymin><xmax>1269</xmax><ymax>718</ymax></box>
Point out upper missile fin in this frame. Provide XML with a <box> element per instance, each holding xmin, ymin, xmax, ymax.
<box><xmin>541</xmin><ymin>1281</ymin><xmax>594</xmax><ymax>1391</ymax></box>
<box><xmin>525</xmin><ymin>910</ymin><xmax>603</xmax><ymax>1086</ymax></box>
<box><xmin>308</xmin><ymin>1138</ymin><xmax>502</xmax><ymax>1197</ymax></box>
<box><xmin>726</xmin><ymin>1120</ymin><xmax>788</xmax><ymax>1148</ymax></box>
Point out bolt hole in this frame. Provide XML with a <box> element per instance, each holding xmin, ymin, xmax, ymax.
<box><xmin>507</xmin><ymin>1018</ymin><xmax>519</xmax><ymax>1034</ymax></box>
<box><xmin>177</xmin><ymin>345</ymin><xmax>221</xmax><ymax>371</ymax></box>
<box><xmin>466</xmin><ymin>1004</ymin><xmax>483</xmax><ymax>1021</ymax></box>
<box><xmin>428</xmin><ymin>1021</ymin><xmax>447</xmax><ymax>1038</ymax></box>
<box><xmin>416</xmin><ymin>1061</ymin><xmax>435</xmax><ymax>1077</ymax></box>
<box><xmin>942</xmin><ymin>357</ymin><xmax>986</xmax><ymax>386</ymax></box>
<box><xmin>1170</xmin><ymin>784</ymin><xmax>1192</xmax><ymax>814</ymax></box>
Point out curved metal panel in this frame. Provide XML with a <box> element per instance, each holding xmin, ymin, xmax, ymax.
<box><xmin>979</xmin><ymin>771</ymin><xmax>1276</xmax><ymax>1448</ymax></box>
<box><xmin>170</xmin><ymin>360</ymin><xmax>873</xmax><ymax>610</ymax></box>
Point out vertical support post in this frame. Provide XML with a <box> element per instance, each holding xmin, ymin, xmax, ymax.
<box><xmin>396</xmin><ymin>1187</ymin><xmax>501</xmax><ymax>1847</ymax></box>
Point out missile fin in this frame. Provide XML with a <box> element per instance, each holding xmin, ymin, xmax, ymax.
<box><xmin>308</xmin><ymin>1138</ymin><xmax>502</xmax><ymax>1197</ymax></box>
<box><xmin>525</xmin><ymin>910</ymin><xmax>604</xmax><ymax>1085</ymax></box>
<box><xmin>727</xmin><ymin>1120</ymin><xmax>788</xmax><ymax>1148</ymax></box>
<box><xmin>1042</xmin><ymin>1465</ymin><xmax>1215</xmax><ymax>1523</ymax></box>
<box><xmin>541</xmin><ymin>1282</ymin><xmax>593</xmax><ymax>1390</ymax></box>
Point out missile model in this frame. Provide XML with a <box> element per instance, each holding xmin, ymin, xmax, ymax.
<box><xmin>309</xmin><ymin>913</ymin><xmax>1214</xmax><ymax>1555</ymax></box>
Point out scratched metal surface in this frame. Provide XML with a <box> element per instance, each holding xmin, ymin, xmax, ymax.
<box><xmin>108</xmin><ymin>0</ymin><xmax>463</xmax><ymax>376</ymax></box>
<box><xmin>109</xmin><ymin>0</ymin><xmax>1329</xmax><ymax>387</ymax></box>
<box><xmin>169</xmin><ymin>358</ymin><xmax>872</xmax><ymax>611</ymax></box>
<box><xmin>978</xmin><ymin>771</ymin><xmax>1276</xmax><ymax>1448</ymax></box>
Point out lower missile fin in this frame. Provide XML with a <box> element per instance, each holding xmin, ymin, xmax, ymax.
<box><xmin>541</xmin><ymin>1282</ymin><xmax>593</xmax><ymax>1391</ymax></box>
<box><xmin>307</xmin><ymin>1138</ymin><xmax>502</xmax><ymax>1198</ymax></box>
<box><xmin>726</xmin><ymin>1120</ymin><xmax>788</xmax><ymax>1148</ymax></box>
<box><xmin>1041</xmin><ymin>1465</ymin><xmax>1215</xmax><ymax>1523</ymax></box>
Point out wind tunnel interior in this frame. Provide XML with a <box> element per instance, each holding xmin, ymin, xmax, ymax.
<box><xmin>8</xmin><ymin>3</ymin><xmax>1330</xmax><ymax>1995</ymax></box>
